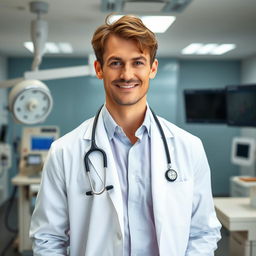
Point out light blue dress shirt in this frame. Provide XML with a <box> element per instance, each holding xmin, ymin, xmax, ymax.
<box><xmin>102</xmin><ymin>105</ymin><xmax>159</xmax><ymax>256</ymax></box>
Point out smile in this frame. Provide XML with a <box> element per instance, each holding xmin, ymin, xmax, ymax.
<box><xmin>119</xmin><ymin>85</ymin><xmax>136</xmax><ymax>88</ymax></box>
<box><xmin>116</xmin><ymin>83</ymin><xmax>139</xmax><ymax>89</ymax></box>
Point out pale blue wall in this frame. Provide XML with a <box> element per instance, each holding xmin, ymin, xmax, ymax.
<box><xmin>177</xmin><ymin>60</ymin><xmax>241</xmax><ymax>196</ymax></box>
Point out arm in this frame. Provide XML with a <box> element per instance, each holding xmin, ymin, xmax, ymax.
<box><xmin>30</xmin><ymin>143</ymin><xmax>69</xmax><ymax>256</ymax></box>
<box><xmin>186</xmin><ymin>140</ymin><xmax>221</xmax><ymax>256</ymax></box>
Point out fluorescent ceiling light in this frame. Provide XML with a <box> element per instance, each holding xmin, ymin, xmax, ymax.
<box><xmin>109</xmin><ymin>15</ymin><xmax>176</xmax><ymax>33</ymax></box>
<box><xmin>210</xmin><ymin>44</ymin><xmax>236</xmax><ymax>55</ymax></box>
<box><xmin>141</xmin><ymin>16</ymin><xmax>176</xmax><ymax>33</ymax></box>
<box><xmin>182</xmin><ymin>43</ymin><xmax>203</xmax><ymax>54</ymax></box>
<box><xmin>24</xmin><ymin>42</ymin><xmax>34</xmax><ymax>53</ymax></box>
<box><xmin>182</xmin><ymin>43</ymin><xmax>236</xmax><ymax>55</ymax></box>
<box><xmin>45</xmin><ymin>42</ymin><xmax>60</xmax><ymax>53</ymax></box>
<box><xmin>196</xmin><ymin>44</ymin><xmax>218</xmax><ymax>55</ymax></box>
<box><xmin>24</xmin><ymin>42</ymin><xmax>73</xmax><ymax>54</ymax></box>
<box><xmin>108</xmin><ymin>15</ymin><xmax>123</xmax><ymax>24</ymax></box>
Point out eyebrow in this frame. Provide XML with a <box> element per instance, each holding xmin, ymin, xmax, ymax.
<box><xmin>107</xmin><ymin>56</ymin><xmax>148</xmax><ymax>63</ymax></box>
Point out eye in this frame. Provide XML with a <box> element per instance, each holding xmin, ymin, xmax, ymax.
<box><xmin>134</xmin><ymin>61</ymin><xmax>144</xmax><ymax>66</ymax></box>
<box><xmin>109</xmin><ymin>61</ymin><xmax>122</xmax><ymax>67</ymax></box>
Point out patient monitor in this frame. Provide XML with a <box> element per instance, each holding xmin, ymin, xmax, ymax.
<box><xmin>19</xmin><ymin>126</ymin><xmax>59</xmax><ymax>176</ymax></box>
<box><xmin>231</xmin><ymin>137</ymin><xmax>256</xmax><ymax>166</ymax></box>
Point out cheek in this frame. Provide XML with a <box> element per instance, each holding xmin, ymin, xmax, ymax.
<box><xmin>103</xmin><ymin>70</ymin><xmax>120</xmax><ymax>81</ymax></box>
<box><xmin>138</xmin><ymin>70</ymin><xmax>151</xmax><ymax>81</ymax></box>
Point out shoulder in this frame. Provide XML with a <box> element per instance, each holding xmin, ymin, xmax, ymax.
<box><xmin>159</xmin><ymin>116</ymin><xmax>203</xmax><ymax>147</ymax></box>
<box><xmin>50</xmin><ymin>117</ymin><xmax>93</xmax><ymax>152</ymax></box>
<box><xmin>158</xmin><ymin>117</ymin><xmax>208</xmax><ymax>174</ymax></box>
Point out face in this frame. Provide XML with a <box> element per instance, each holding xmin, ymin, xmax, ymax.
<box><xmin>94</xmin><ymin>35</ymin><xmax>158</xmax><ymax>110</ymax></box>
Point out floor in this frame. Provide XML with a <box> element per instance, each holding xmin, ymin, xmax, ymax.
<box><xmin>0</xmin><ymin>197</ymin><xmax>229</xmax><ymax>256</ymax></box>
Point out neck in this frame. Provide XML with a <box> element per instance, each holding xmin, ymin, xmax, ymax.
<box><xmin>106</xmin><ymin>100</ymin><xmax>147</xmax><ymax>144</ymax></box>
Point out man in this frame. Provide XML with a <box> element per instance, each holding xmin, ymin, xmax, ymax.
<box><xmin>30</xmin><ymin>15</ymin><xmax>221</xmax><ymax>256</ymax></box>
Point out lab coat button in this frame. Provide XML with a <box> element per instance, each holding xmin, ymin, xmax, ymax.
<box><xmin>117</xmin><ymin>232</ymin><xmax>122</xmax><ymax>240</ymax></box>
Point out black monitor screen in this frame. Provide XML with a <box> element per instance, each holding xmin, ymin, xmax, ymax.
<box><xmin>236</xmin><ymin>144</ymin><xmax>249</xmax><ymax>158</ymax></box>
<box><xmin>227</xmin><ymin>85</ymin><xmax>256</xmax><ymax>127</ymax></box>
<box><xmin>184</xmin><ymin>89</ymin><xmax>226</xmax><ymax>123</ymax></box>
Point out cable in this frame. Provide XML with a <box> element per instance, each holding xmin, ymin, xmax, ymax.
<box><xmin>4</xmin><ymin>186</ymin><xmax>18</xmax><ymax>233</ymax></box>
<box><xmin>0</xmin><ymin>186</ymin><xmax>18</xmax><ymax>256</ymax></box>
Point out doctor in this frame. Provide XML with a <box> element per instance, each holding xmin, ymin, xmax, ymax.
<box><xmin>30</xmin><ymin>15</ymin><xmax>221</xmax><ymax>256</ymax></box>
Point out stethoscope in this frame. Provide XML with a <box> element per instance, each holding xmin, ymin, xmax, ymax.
<box><xmin>84</xmin><ymin>105</ymin><xmax>178</xmax><ymax>196</ymax></box>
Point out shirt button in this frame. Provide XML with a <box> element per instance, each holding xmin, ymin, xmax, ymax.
<box><xmin>117</xmin><ymin>232</ymin><xmax>122</xmax><ymax>240</ymax></box>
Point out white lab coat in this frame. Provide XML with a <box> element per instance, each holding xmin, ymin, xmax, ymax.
<box><xmin>30</xmin><ymin>109</ymin><xmax>221</xmax><ymax>256</ymax></box>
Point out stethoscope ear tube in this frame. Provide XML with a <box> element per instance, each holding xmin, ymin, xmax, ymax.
<box><xmin>84</xmin><ymin>148</ymin><xmax>108</xmax><ymax>172</ymax></box>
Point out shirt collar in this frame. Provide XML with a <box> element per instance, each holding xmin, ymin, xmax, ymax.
<box><xmin>102</xmin><ymin>105</ymin><xmax>118</xmax><ymax>141</ymax></box>
<box><xmin>102</xmin><ymin>104</ymin><xmax>151</xmax><ymax>141</ymax></box>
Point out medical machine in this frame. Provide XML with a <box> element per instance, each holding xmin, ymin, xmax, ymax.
<box><xmin>19</xmin><ymin>126</ymin><xmax>59</xmax><ymax>176</ymax></box>
<box><xmin>231</xmin><ymin>137</ymin><xmax>256</xmax><ymax>166</ymax></box>
<box><xmin>230</xmin><ymin>137</ymin><xmax>256</xmax><ymax>197</ymax></box>
<box><xmin>0</xmin><ymin>143</ymin><xmax>12</xmax><ymax>204</ymax></box>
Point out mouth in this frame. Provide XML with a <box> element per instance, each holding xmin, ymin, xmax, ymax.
<box><xmin>117</xmin><ymin>84</ymin><xmax>138</xmax><ymax>89</ymax></box>
<box><xmin>114</xmin><ymin>82</ymin><xmax>140</xmax><ymax>89</ymax></box>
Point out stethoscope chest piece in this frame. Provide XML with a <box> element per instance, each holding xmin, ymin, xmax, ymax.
<box><xmin>165</xmin><ymin>168</ymin><xmax>178</xmax><ymax>182</ymax></box>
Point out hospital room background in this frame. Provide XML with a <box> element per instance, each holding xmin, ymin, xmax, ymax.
<box><xmin>1</xmin><ymin>0</ymin><xmax>256</xmax><ymax>255</ymax></box>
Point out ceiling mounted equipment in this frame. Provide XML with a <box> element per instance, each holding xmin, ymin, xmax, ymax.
<box><xmin>8</xmin><ymin>80</ymin><xmax>53</xmax><ymax>124</ymax></box>
<box><xmin>0</xmin><ymin>1</ymin><xmax>95</xmax><ymax>125</ymax></box>
<box><xmin>162</xmin><ymin>0</ymin><xmax>192</xmax><ymax>12</ymax></box>
<box><xmin>30</xmin><ymin>1</ymin><xmax>49</xmax><ymax>71</ymax></box>
<box><xmin>101</xmin><ymin>0</ymin><xmax>193</xmax><ymax>12</ymax></box>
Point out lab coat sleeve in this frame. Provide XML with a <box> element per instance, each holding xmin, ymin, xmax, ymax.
<box><xmin>185</xmin><ymin>140</ymin><xmax>221</xmax><ymax>256</ymax></box>
<box><xmin>30</xmin><ymin>142</ymin><xmax>69</xmax><ymax>256</ymax></box>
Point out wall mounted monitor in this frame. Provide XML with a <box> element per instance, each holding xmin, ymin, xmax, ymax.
<box><xmin>231</xmin><ymin>137</ymin><xmax>256</xmax><ymax>166</ymax></box>
<box><xmin>184</xmin><ymin>88</ymin><xmax>226</xmax><ymax>123</ymax></box>
<box><xmin>226</xmin><ymin>84</ymin><xmax>256</xmax><ymax>127</ymax></box>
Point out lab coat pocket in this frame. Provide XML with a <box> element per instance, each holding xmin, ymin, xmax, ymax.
<box><xmin>158</xmin><ymin>180</ymin><xmax>193</xmax><ymax>256</ymax></box>
<box><xmin>164</xmin><ymin>179</ymin><xmax>194</xmax><ymax>224</ymax></box>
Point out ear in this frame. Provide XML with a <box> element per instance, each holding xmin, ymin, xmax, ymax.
<box><xmin>94</xmin><ymin>60</ymin><xmax>103</xmax><ymax>79</ymax></box>
<box><xmin>149</xmin><ymin>59</ymin><xmax>158</xmax><ymax>79</ymax></box>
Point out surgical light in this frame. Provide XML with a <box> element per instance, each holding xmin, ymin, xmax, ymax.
<box><xmin>8</xmin><ymin>80</ymin><xmax>53</xmax><ymax>125</ymax></box>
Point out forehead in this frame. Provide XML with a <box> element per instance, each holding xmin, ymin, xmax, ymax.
<box><xmin>103</xmin><ymin>35</ymin><xmax>150</xmax><ymax>61</ymax></box>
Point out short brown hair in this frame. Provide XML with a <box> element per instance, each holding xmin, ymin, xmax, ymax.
<box><xmin>91</xmin><ymin>14</ymin><xmax>158</xmax><ymax>66</ymax></box>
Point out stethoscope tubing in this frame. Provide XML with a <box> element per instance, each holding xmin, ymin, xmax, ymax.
<box><xmin>149</xmin><ymin>107</ymin><xmax>171</xmax><ymax>166</ymax></box>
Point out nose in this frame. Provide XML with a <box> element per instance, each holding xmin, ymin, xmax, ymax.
<box><xmin>120</xmin><ymin>64</ymin><xmax>134</xmax><ymax>81</ymax></box>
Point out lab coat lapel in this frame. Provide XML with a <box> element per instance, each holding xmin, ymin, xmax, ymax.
<box><xmin>150</xmin><ymin>114</ymin><xmax>174</xmax><ymax>249</ymax></box>
<box><xmin>83</xmin><ymin>112</ymin><xmax>124</xmax><ymax>236</ymax></box>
